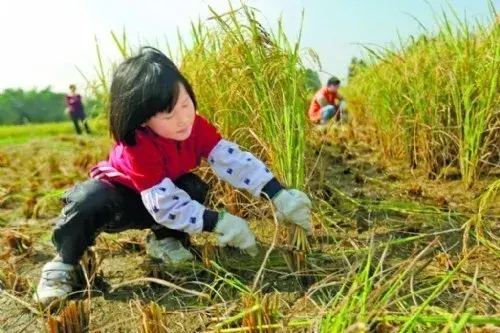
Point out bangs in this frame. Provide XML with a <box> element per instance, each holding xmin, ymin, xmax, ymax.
<box><xmin>140</xmin><ymin>66</ymin><xmax>183</xmax><ymax>118</ymax></box>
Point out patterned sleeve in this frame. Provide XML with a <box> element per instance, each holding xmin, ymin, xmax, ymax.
<box><xmin>140</xmin><ymin>178</ymin><xmax>214</xmax><ymax>234</ymax></box>
<box><xmin>207</xmin><ymin>139</ymin><xmax>284</xmax><ymax>198</ymax></box>
<box><xmin>122</xmin><ymin>133</ymin><xmax>218</xmax><ymax>234</ymax></box>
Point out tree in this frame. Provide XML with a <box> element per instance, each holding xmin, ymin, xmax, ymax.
<box><xmin>304</xmin><ymin>69</ymin><xmax>322</xmax><ymax>92</ymax></box>
<box><xmin>0</xmin><ymin>87</ymin><xmax>100</xmax><ymax>125</ymax></box>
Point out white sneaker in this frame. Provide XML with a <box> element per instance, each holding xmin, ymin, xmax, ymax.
<box><xmin>145</xmin><ymin>234</ymin><xmax>194</xmax><ymax>264</ymax></box>
<box><xmin>33</xmin><ymin>261</ymin><xmax>75</xmax><ymax>306</ymax></box>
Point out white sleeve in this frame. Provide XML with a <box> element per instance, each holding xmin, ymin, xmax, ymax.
<box><xmin>140</xmin><ymin>178</ymin><xmax>205</xmax><ymax>235</ymax></box>
<box><xmin>208</xmin><ymin>139</ymin><xmax>274</xmax><ymax>196</ymax></box>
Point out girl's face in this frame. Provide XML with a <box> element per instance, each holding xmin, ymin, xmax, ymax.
<box><xmin>144</xmin><ymin>84</ymin><xmax>196</xmax><ymax>141</ymax></box>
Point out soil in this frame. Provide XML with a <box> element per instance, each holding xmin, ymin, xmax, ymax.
<box><xmin>0</xmin><ymin>125</ymin><xmax>498</xmax><ymax>332</ymax></box>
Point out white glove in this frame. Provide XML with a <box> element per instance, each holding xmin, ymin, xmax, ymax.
<box><xmin>339</xmin><ymin>100</ymin><xmax>348</xmax><ymax>111</ymax></box>
<box><xmin>272</xmin><ymin>189</ymin><xmax>312</xmax><ymax>234</ymax></box>
<box><xmin>214</xmin><ymin>212</ymin><xmax>258</xmax><ymax>257</ymax></box>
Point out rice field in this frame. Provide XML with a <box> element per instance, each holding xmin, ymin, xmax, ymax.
<box><xmin>345</xmin><ymin>2</ymin><xmax>499</xmax><ymax>187</ymax></box>
<box><xmin>0</xmin><ymin>4</ymin><xmax>499</xmax><ymax>333</ymax></box>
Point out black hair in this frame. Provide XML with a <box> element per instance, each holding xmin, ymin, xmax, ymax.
<box><xmin>109</xmin><ymin>46</ymin><xmax>197</xmax><ymax>146</ymax></box>
<box><xmin>327</xmin><ymin>76</ymin><xmax>341</xmax><ymax>86</ymax></box>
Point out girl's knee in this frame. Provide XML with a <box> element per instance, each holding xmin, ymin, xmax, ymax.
<box><xmin>53</xmin><ymin>180</ymin><xmax>119</xmax><ymax>263</ymax></box>
<box><xmin>62</xmin><ymin>180</ymin><xmax>118</xmax><ymax>214</ymax></box>
<box><xmin>55</xmin><ymin>180</ymin><xmax>121</xmax><ymax>234</ymax></box>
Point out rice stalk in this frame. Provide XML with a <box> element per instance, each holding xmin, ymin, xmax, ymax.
<box><xmin>139</xmin><ymin>301</ymin><xmax>169</xmax><ymax>333</ymax></box>
<box><xmin>47</xmin><ymin>300</ymin><xmax>90</xmax><ymax>333</ymax></box>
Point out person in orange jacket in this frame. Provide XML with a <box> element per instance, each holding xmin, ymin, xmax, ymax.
<box><xmin>308</xmin><ymin>76</ymin><xmax>346</xmax><ymax>124</ymax></box>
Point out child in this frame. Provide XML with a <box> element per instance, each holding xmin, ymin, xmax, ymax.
<box><xmin>34</xmin><ymin>47</ymin><xmax>312</xmax><ymax>306</ymax></box>
<box><xmin>65</xmin><ymin>84</ymin><xmax>91</xmax><ymax>134</ymax></box>
<box><xmin>308</xmin><ymin>76</ymin><xmax>346</xmax><ymax>124</ymax></box>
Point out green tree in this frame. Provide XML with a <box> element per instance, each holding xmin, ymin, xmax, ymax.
<box><xmin>0</xmin><ymin>87</ymin><xmax>101</xmax><ymax>125</ymax></box>
<box><xmin>304</xmin><ymin>68</ymin><xmax>322</xmax><ymax>92</ymax></box>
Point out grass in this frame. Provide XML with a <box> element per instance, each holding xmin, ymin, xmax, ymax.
<box><xmin>345</xmin><ymin>1</ymin><xmax>499</xmax><ymax>187</ymax></box>
<box><xmin>0</xmin><ymin>122</ymin><xmax>76</xmax><ymax>146</ymax></box>
<box><xmin>0</xmin><ymin>119</ymin><xmax>107</xmax><ymax>146</ymax></box>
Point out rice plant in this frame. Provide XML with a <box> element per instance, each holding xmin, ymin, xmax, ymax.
<box><xmin>345</xmin><ymin>1</ymin><xmax>499</xmax><ymax>187</ymax></box>
<box><xmin>139</xmin><ymin>301</ymin><xmax>169</xmax><ymax>333</ymax></box>
<box><xmin>47</xmin><ymin>300</ymin><xmax>91</xmax><ymax>333</ymax></box>
<box><xmin>178</xmin><ymin>3</ymin><xmax>314</xmax><ymax>263</ymax></box>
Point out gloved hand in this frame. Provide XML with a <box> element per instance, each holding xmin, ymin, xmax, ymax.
<box><xmin>339</xmin><ymin>100</ymin><xmax>348</xmax><ymax>111</ymax></box>
<box><xmin>214</xmin><ymin>212</ymin><xmax>258</xmax><ymax>257</ymax></box>
<box><xmin>272</xmin><ymin>189</ymin><xmax>312</xmax><ymax>234</ymax></box>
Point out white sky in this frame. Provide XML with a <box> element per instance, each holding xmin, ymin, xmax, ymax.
<box><xmin>0</xmin><ymin>0</ymin><xmax>496</xmax><ymax>95</ymax></box>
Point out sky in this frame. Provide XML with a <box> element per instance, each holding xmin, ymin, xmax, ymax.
<box><xmin>0</xmin><ymin>0</ymin><xmax>497</xmax><ymax>94</ymax></box>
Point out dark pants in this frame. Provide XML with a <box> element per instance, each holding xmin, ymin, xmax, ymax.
<box><xmin>69</xmin><ymin>111</ymin><xmax>91</xmax><ymax>135</ymax></box>
<box><xmin>52</xmin><ymin>173</ymin><xmax>208</xmax><ymax>265</ymax></box>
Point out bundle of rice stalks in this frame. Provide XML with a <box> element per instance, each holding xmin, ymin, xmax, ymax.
<box><xmin>213</xmin><ymin>289</ymin><xmax>281</xmax><ymax>332</ymax></box>
<box><xmin>179</xmin><ymin>4</ymin><xmax>313</xmax><ymax>254</ymax></box>
<box><xmin>289</xmin><ymin>225</ymin><xmax>311</xmax><ymax>254</ymax></box>
<box><xmin>202</xmin><ymin>241</ymin><xmax>216</xmax><ymax>269</ymax></box>
<box><xmin>284</xmin><ymin>224</ymin><xmax>311</xmax><ymax>275</ymax></box>
<box><xmin>139</xmin><ymin>301</ymin><xmax>169</xmax><ymax>333</ymax></box>
<box><xmin>47</xmin><ymin>300</ymin><xmax>90</xmax><ymax>333</ymax></box>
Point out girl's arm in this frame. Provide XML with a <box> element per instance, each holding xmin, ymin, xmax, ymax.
<box><xmin>207</xmin><ymin>139</ymin><xmax>283</xmax><ymax>199</ymax></box>
<box><xmin>197</xmin><ymin>116</ymin><xmax>311</xmax><ymax>234</ymax></box>
<box><xmin>205</xmin><ymin>138</ymin><xmax>311</xmax><ymax>233</ymax></box>
<box><xmin>140</xmin><ymin>177</ymin><xmax>218</xmax><ymax>234</ymax></box>
<box><xmin>121</xmin><ymin>137</ymin><xmax>219</xmax><ymax>235</ymax></box>
<box><xmin>196</xmin><ymin>115</ymin><xmax>283</xmax><ymax>200</ymax></box>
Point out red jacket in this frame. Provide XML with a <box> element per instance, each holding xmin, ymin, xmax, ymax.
<box><xmin>90</xmin><ymin>115</ymin><xmax>221</xmax><ymax>192</ymax></box>
<box><xmin>308</xmin><ymin>87</ymin><xmax>339</xmax><ymax>122</ymax></box>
